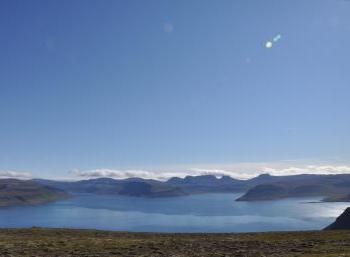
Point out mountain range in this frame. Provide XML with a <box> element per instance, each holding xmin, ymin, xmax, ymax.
<box><xmin>34</xmin><ymin>173</ymin><xmax>350</xmax><ymax>201</ymax></box>
<box><xmin>33</xmin><ymin>174</ymin><xmax>270</xmax><ymax>197</ymax></box>
<box><xmin>2</xmin><ymin>173</ymin><xmax>350</xmax><ymax>207</ymax></box>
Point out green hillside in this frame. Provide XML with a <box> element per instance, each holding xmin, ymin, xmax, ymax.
<box><xmin>0</xmin><ymin>179</ymin><xmax>69</xmax><ymax>207</ymax></box>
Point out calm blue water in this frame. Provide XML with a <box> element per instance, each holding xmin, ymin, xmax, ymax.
<box><xmin>0</xmin><ymin>193</ymin><xmax>347</xmax><ymax>232</ymax></box>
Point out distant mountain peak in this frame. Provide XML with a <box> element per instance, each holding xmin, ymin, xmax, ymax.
<box><xmin>84</xmin><ymin>177</ymin><xmax>118</xmax><ymax>184</ymax></box>
<box><xmin>257</xmin><ymin>173</ymin><xmax>272</xmax><ymax>178</ymax></box>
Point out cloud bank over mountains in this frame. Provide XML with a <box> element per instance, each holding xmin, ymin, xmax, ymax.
<box><xmin>0</xmin><ymin>171</ymin><xmax>32</xmax><ymax>179</ymax></box>
<box><xmin>2</xmin><ymin>162</ymin><xmax>350</xmax><ymax>181</ymax></box>
<box><xmin>72</xmin><ymin>163</ymin><xmax>350</xmax><ymax>181</ymax></box>
<box><xmin>73</xmin><ymin>168</ymin><xmax>245</xmax><ymax>181</ymax></box>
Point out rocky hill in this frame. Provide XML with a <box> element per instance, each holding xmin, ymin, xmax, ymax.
<box><xmin>236</xmin><ymin>174</ymin><xmax>350</xmax><ymax>202</ymax></box>
<box><xmin>324</xmin><ymin>207</ymin><xmax>350</xmax><ymax>230</ymax></box>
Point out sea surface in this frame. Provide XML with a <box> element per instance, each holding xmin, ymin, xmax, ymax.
<box><xmin>0</xmin><ymin>193</ymin><xmax>347</xmax><ymax>232</ymax></box>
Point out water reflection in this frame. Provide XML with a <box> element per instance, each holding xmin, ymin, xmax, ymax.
<box><xmin>0</xmin><ymin>193</ymin><xmax>347</xmax><ymax>232</ymax></box>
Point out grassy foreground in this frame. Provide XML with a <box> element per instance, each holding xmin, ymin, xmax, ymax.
<box><xmin>0</xmin><ymin>228</ymin><xmax>350</xmax><ymax>256</ymax></box>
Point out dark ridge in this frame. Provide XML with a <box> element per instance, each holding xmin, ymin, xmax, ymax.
<box><xmin>324</xmin><ymin>207</ymin><xmax>350</xmax><ymax>230</ymax></box>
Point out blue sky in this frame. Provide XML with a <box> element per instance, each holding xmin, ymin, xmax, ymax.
<box><xmin>0</xmin><ymin>0</ymin><xmax>350</xmax><ymax>179</ymax></box>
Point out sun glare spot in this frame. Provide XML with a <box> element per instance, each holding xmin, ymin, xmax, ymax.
<box><xmin>265</xmin><ymin>41</ymin><xmax>273</xmax><ymax>48</ymax></box>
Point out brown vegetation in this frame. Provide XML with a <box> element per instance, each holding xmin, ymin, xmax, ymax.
<box><xmin>0</xmin><ymin>228</ymin><xmax>350</xmax><ymax>256</ymax></box>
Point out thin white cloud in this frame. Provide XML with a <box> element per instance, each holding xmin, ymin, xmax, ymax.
<box><xmin>73</xmin><ymin>169</ymin><xmax>183</xmax><ymax>181</ymax></box>
<box><xmin>263</xmin><ymin>165</ymin><xmax>350</xmax><ymax>176</ymax></box>
<box><xmin>0</xmin><ymin>171</ymin><xmax>32</xmax><ymax>179</ymax></box>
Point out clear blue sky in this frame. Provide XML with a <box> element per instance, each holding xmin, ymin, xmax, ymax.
<box><xmin>0</xmin><ymin>0</ymin><xmax>349</xmax><ymax>178</ymax></box>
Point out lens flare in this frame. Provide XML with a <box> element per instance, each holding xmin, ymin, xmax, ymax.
<box><xmin>273</xmin><ymin>34</ymin><xmax>282</xmax><ymax>42</ymax></box>
<box><xmin>265</xmin><ymin>41</ymin><xmax>273</xmax><ymax>48</ymax></box>
<box><xmin>265</xmin><ymin>34</ymin><xmax>282</xmax><ymax>48</ymax></box>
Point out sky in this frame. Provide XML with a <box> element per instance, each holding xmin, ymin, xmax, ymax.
<box><xmin>0</xmin><ymin>0</ymin><xmax>350</xmax><ymax>180</ymax></box>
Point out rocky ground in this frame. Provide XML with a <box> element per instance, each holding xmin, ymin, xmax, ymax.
<box><xmin>0</xmin><ymin>228</ymin><xmax>350</xmax><ymax>256</ymax></box>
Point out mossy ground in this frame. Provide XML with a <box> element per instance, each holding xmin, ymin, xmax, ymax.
<box><xmin>0</xmin><ymin>228</ymin><xmax>350</xmax><ymax>256</ymax></box>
